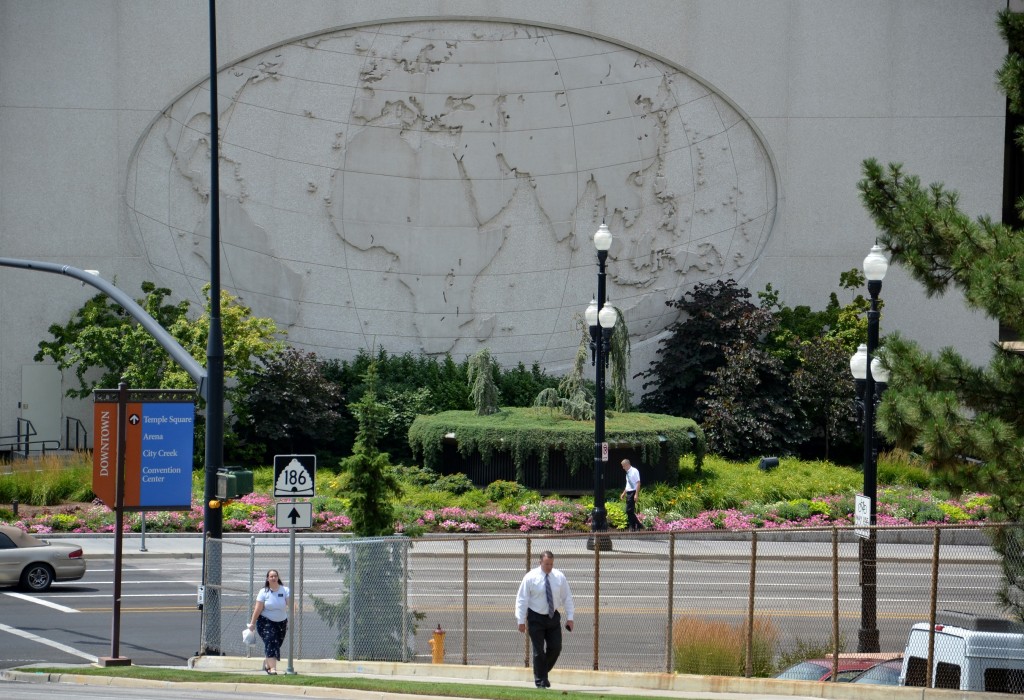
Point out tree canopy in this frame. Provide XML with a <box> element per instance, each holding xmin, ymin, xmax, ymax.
<box><xmin>857</xmin><ymin>8</ymin><xmax>1024</xmax><ymax>620</ymax></box>
<box><xmin>35</xmin><ymin>281</ymin><xmax>284</xmax><ymax>463</ymax></box>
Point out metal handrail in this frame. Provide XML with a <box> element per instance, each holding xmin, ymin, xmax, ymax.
<box><xmin>64</xmin><ymin>416</ymin><xmax>89</xmax><ymax>451</ymax></box>
<box><xmin>16</xmin><ymin>418</ymin><xmax>36</xmax><ymax>457</ymax></box>
<box><xmin>0</xmin><ymin>419</ymin><xmax>63</xmax><ymax>457</ymax></box>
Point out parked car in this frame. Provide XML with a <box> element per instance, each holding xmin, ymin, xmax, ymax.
<box><xmin>775</xmin><ymin>657</ymin><xmax>881</xmax><ymax>682</ymax></box>
<box><xmin>0</xmin><ymin>525</ymin><xmax>86</xmax><ymax>591</ymax></box>
<box><xmin>900</xmin><ymin>610</ymin><xmax>1024</xmax><ymax>693</ymax></box>
<box><xmin>851</xmin><ymin>658</ymin><xmax>904</xmax><ymax>685</ymax></box>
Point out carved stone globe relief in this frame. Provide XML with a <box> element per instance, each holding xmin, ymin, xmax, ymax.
<box><xmin>126</xmin><ymin>21</ymin><xmax>776</xmax><ymax>371</ymax></box>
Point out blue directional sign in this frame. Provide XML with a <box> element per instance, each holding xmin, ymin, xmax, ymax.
<box><xmin>128</xmin><ymin>401</ymin><xmax>194</xmax><ymax>509</ymax></box>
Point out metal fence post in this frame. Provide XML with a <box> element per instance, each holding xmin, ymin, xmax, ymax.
<box><xmin>249</xmin><ymin>536</ymin><xmax>256</xmax><ymax>603</ymax></box>
<box><xmin>832</xmin><ymin>527</ymin><xmax>839</xmax><ymax>681</ymax></box>
<box><xmin>594</xmin><ymin>532</ymin><xmax>602</xmax><ymax>670</ymax></box>
<box><xmin>402</xmin><ymin>538</ymin><xmax>409</xmax><ymax>662</ymax></box>
<box><xmin>298</xmin><ymin>542</ymin><xmax>305</xmax><ymax>659</ymax></box>
<box><xmin>524</xmin><ymin>537</ymin><xmax>531</xmax><ymax>668</ymax></box>
<box><xmin>666</xmin><ymin>532</ymin><xmax>675</xmax><ymax>673</ymax></box>
<box><xmin>745</xmin><ymin>530</ymin><xmax>757</xmax><ymax>678</ymax></box>
<box><xmin>463</xmin><ymin>537</ymin><xmax>469</xmax><ymax>665</ymax></box>
<box><xmin>349</xmin><ymin>544</ymin><xmax>355</xmax><ymax>662</ymax></box>
<box><xmin>139</xmin><ymin>512</ymin><xmax>147</xmax><ymax>552</ymax></box>
<box><xmin>926</xmin><ymin>526</ymin><xmax>941</xmax><ymax>688</ymax></box>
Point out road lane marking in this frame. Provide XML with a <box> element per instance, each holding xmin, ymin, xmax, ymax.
<box><xmin>44</xmin><ymin>593</ymin><xmax>197</xmax><ymax>598</ymax></box>
<box><xmin>0</xmin><ymin>622</ymin><xmax>98</xmax><ymax>662</ymax></box>
<box><xmin>3</xmin><ymin>591</ymin><xmax>80</xmax><ymax>613</ymax></box>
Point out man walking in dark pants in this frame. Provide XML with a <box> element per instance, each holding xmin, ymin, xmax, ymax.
<box><xmin>515</xmin><ymin>551</ymin><xmax>574</xmax><ymax>688</ymax></box>
<box><xmin>621</xmin><ymin>458</ymin><xmax>642</xmax><ymax>531</ymax></box>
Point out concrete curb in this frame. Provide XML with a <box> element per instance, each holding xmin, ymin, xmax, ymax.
<box><xmin>0</xmin><ymin>669</ymin><xmax>442</xmax><ymax>700</ymax></box>
<box><xmin>188</xmin><ymin>657</ymin><xmax>1002</xmax><ymax>699</ymax></box>
<box><xmin>0</xmin><ymin>659</ymin><xmax>1005</xmax><ymax>700</ymax></box>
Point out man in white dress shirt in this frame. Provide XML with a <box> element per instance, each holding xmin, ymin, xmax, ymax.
<box><xmin>620</xmin><ymin>458</ymin><xmax>642</xmax><ymax>531</ymax></box>
<box><xmin>515</xmin><ymin>550</ymin><xmax>574</xmax><ymax>688</ymax></box>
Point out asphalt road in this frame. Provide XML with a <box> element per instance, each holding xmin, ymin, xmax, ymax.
<box><xmin>0</xmin><ymin>557</ymin><xmax>203</xmax><ymax>667</ymax></box>
<box><xmin>0</xmin><ymin>545</ymin><xmax>1006</xmax><ymax>673</ymax></box>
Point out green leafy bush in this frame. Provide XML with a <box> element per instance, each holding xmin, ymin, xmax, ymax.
<box><xmin>605</xmin><ymin>501</ymin><xmax>627</xmax><ymax>529</ymax></box>
<box><xmin>430</xmin><ymin>473</ymin><xmax>475</xmax><ymax>495</ymax></box>
<box><xmin>312</xmin><ymin>495</ymin><xmax>350</xmax><ymax>513</ymax></box>
<box><xmin>402</xmin><ymin>487</ymin><xmax>460</xmax><ymax>511</ymax></box>
<box><xmin>397</xmin><ymin>464</ymin><xmax>439</xmax><ymax>487</ymax></box>
<box><xmin>222</xmin><ymin>501</ymin><xmax>266</xmax><ymax>521</ymax></box>
<box><xmin>454</xmin><ymin>490</ymin><xmax>490</xmax><ymax>511</ymax></box>
<box><xmin>773</xmin><ymin>499</ymin><xmax>831</xmax><ymax>521</ymax></box>
<box><xmin>483</xmin><ymin>479</ymin><xmax>528</xmax><ymax>502</ymax></box>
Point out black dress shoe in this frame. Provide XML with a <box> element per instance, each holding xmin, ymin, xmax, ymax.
<box><xmin>535</xmin><ymin>680</ymin><xmax>545</xmax><ymax>688</ymax></box>
<box><xmin>542</xmin><ymin>679</ymin><xmax>551</xmax><ymax>688</ymax></box>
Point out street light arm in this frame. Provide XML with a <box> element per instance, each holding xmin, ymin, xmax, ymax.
<box><xmin>0</xmin><ymin>257</ymin><xmax>208</xmax><ymax>400</ymax></box>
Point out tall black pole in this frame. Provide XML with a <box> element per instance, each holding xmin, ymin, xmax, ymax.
<box><xmin>109</xmin><ymin>380</ymin><xmax>128</xmax><ymax>662</ymax></box>
<box><xmin>200</xmin><ymin>0</ymin><xmax>225</xmax><ymax>656</ymax></box>
<box><xmin>591</xmin><ymin>249</ymin><xmax>609</xmax><ymax>540</ymax></box>
<box><xmin>858</xmin><ymin>278</ymin><xmax>881</xmax><ymax>653</ymax></box>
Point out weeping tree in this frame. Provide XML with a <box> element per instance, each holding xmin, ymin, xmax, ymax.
<box><xmin>532</xmin><ymin>309</ymin><xmax>632</xmax><ymax>419</ymax></box>
<box><xmin>609</xmin><ymin>305</ymin><xmax>632</xmax><ymax>412</ymax></box>
<box><xmin>467</xmin><ymin>348</ymin><xmax>500</xmax><ymax>416</ymax></box>
<box><xmin>311</xmin><ymin>364</ymin><xmax>422</xmax><ymax>659</ymax></box>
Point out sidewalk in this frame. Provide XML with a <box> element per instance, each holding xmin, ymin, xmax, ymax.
<box><xmin>1</xmin><ymin>656</ymin><xmax>1000</xmax><ymax>700</ymax></box>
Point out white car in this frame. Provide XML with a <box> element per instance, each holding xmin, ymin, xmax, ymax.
<box><xmin>0</xmin><ymin>525</ymin><xmax>87</xmax><ymax>591</ymax></box>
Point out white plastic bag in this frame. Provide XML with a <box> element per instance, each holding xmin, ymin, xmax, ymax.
<box><xmin>242</xmin><ymin>626</ymin><xmax>258</xmax><ymax>646</ymax></box>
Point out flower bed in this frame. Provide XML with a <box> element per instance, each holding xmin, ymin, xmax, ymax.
<box><xmin>1</xmin><ymin>488</ymin><xmax>992</xmax><ymax>535</ymax></box>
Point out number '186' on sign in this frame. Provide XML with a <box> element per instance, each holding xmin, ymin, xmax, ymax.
<box><xmin>273</xmin><ymin>454</ymin><xmax>316</xmax><ymax>498</ymax></box>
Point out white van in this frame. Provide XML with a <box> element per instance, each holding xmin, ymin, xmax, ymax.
<box><xmin>900</xmin><ymin>610</ymin><xmax>1024</xmax><ymax>693</ymax></box>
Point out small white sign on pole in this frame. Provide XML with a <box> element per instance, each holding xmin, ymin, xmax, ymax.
<box><xmin>276</xmin><ymin>501</ymin><xmax>313</xmax><ymax>530</ymax></box>
<box><xmin>601</xmin><ymin>442</ymin><xmax>609</xmax><ymax>462</ymax></box>
<box><xmin>854</xmin><ymin>494</ymin><xmax>871</xmax><ymax>539</ymax></box>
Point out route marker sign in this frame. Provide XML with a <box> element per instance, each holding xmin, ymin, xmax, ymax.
<box><xmin>276</xmin><ymin>501</ymin><xmax>313</xmax><ymax>530</ymax></box>
<box><xmin>273</xmin><ymin>454</ymin><xmax>316</xmax><ymax>497</ymax></box>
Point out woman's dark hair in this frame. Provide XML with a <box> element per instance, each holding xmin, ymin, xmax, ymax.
<box><xmin>264</xmin><ymin>569</ymin><xmax>285</xmax><ymax>589</ymax></box>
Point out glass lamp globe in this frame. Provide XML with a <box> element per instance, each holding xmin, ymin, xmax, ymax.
<box><xmin>850</xmin><ymin>344</ymin><xmax>868</xmax><ymax>380</ymax></box>
<box><xmin>870</xmin><ymin>356</ymin><xmax>890</xmax><ymax>384</ymax></box>
<box><xmin>584</xmin><ymin>298</ymin><xmax>599</xmax><ymax>327</ymax></box>
<box><xmin>593</xmin><ymin>223</ymin><xmax>612</xmax><ymax>251</ymax></box>
<box><xmin>598</xmin><ymin>304</ymin><xmax>617</xmax><ymax>329</ymax></box>
<box><xmin>863</xmin><ymin>244</ymin><xmax>889</xmax><ymax>282</ymax></box>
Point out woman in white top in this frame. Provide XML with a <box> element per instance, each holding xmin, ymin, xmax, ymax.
<box><xmin>247</xmin><ymin>569</ymin><xmax>290</xmax><ymax>674</ymax></box>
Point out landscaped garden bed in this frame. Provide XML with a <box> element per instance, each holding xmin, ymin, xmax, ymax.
<box><xmin>0</xmin><ymin>453</ymin><xmax>993</xmax><ymax>535</ymax></box>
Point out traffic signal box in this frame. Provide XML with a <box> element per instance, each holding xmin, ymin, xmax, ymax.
<box><xmin>216</xmin><ymin>467</ymin><xmax>254</xmax><ymax>500</ymax></box>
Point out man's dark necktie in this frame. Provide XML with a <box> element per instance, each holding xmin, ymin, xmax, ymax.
<box><xmin>545</xmin><ymin>573</ymin><xmax>555</xmax><ymax>617</ymax></box>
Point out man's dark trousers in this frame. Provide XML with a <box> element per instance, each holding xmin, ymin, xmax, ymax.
<box><xmin>625</xmin><ymin>491</ymin><xmax>640</xmax><ymax>530</ymax></box>
<box><xmin>527</xmin><ymin>608</ymin><xmax>562</xmax><ymax>685</ymax></box>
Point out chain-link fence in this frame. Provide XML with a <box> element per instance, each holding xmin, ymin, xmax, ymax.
<box><xmin>200</xmin><ymin>524</ymin><xmax>1015</xmax><ymax>677</ymax></box>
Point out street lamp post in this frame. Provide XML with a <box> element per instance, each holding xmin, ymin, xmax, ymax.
<box><xmin>849</xmin><ymin>243</ymin><xmax>888</xmax><ymax>653</ymax></box>
<box><xmin>586</xmin><ymin>223</ymin><xmax>617</xmax><ymax>551</ymax></box>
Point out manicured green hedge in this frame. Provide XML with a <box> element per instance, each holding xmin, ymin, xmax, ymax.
<box><xmin>408</xmin><ymin>407</ymin><xmax>705</xmax><ymax>482</ymax></box>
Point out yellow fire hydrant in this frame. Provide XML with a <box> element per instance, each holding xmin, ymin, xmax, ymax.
<box><xmin>429</xmin><ymin>623</ymin><xmax>445</xmax><ymax>664</ymax></box>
